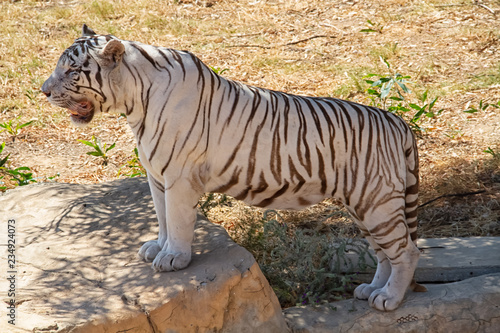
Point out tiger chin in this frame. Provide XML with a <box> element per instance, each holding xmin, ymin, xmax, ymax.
<box><xmin>42</xmin><ymin>25</ymin><xmax>426</xmax><ymax>312</ymax></box>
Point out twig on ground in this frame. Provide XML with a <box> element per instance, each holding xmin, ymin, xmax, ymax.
<box><xmin>434</xmin><ymin>4</ymin><xmax>468</xmax><ymax>8</ymax></box>
<box><xmin>283</xmin><ymin>35</ymin><xmax>336</xmax><ymax>46</ymax></box>
<box><xmin>228</xmin><ymin>35</ymin><xmax>336</xmax><ymax>49</ymax></box>
<box><xmin>475</xmin><ymin>2</ymin><xmax>496</xmax><ymax>16</ymax></box>
<box><xmin>226</xmin><ymin>44</ymin><xmax>271</xmax><ymax>49</ymax></box>
<box><xmin>435</xmin><ymin>2</ymin><xmax>496</xmax><ymax>16</ymax></box>
<box><xmin>418</xmin><ymin>190</ymin><xmax>487</xmax><ymax>208</ymax></box>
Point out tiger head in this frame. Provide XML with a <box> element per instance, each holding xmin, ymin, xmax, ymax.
<box><xmin>41</xmin><ymin>25</ymin><xmax>125</xmax><ymax>126</ymax></box>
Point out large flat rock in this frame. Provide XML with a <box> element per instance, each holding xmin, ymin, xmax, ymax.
<box><xmin>342</xmin><ymin>237</ymin><xmax>500</xmax><ymax>283</ymax></box>
<box><xmin>284</xmin><ymin>273</ymin><xmax>500</xmax><ymax>333</ymax></box>
<box><xmin>416</xmin><ymin>237</ymin><xmax>500</xmax><ymax>282</ymax></box>
<box><xmin>0</xmin><ymin>178</ymin><xmax>287</xmax><ymax>333</ymax></box>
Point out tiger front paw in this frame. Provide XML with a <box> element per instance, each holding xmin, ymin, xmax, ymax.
<box><xmin>354</xmin><ymin>283</ymin><xmax>379</xmax><ymax>300</ymax></box>
<box><xmin>138</xmin><ymin>240</ymin><xmax>162</xmax><ymax>262</ymax></box>
<box><xmin>152</xmin><ymin>250</ymin><xmax>191</xmax><ymax>272</ymax></box>
<box><xmin>368</xmin><ymin>288</ymin><xmax>404</xmax><ymax>312</ymax></box>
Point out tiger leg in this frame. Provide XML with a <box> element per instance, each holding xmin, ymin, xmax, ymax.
<box><xmin>353</xmin><ymin>230</ymin><xmax>392</xmax><ymax>300</ymax></box>
<box><xmin>368</xmin><ymin>234</ymin><xmax>419</xmax><ymax>311</ymax></box>
<box><xmin>138</xmin><ymin>173</ymin><xmax>167</xmax><ymax>262</ymax></box>
<box><xmin>152</xmin><ymin>178</ymin><xmax>199</xmax><ymax>272</ymax></box>
<box><xmin>353</xmin><ymin>201</ymin><xmax>420</xmax><ymax>311</ymax></box>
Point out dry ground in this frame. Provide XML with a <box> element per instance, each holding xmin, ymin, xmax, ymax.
<box><xmin>1</xmin><ymin>0</ymin><xmax>500</xmax><ymax>240</ymax></box>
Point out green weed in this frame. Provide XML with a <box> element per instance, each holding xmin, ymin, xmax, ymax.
<box><xmin>78</xmin><ymin>135</ymin><xmax>116</xmax><ymax>166</ymax></box>
<box><xmin>0</xmin><ymin>142</ymin><xmax>10</xmax><ymax>168</ymax></box>
<box><xmin>484</xmin><ymin>147</ymin><xmax>500</xmax><ymax>159</ymax></box>
<box><xmin>0</xmin><ymin>142</ymin><xmax>9</xmax><ymax>190</ymax></box>
<box><xmin>0</xmin><ymin>116</ymin><xmax>35</xmax><ymax>141</ymax></box>
<box><xmin>463</xmin><ymin>99</ymin><xmax>500</xmax><ymax>114</ymax></box>
<box><xmin>0</xmin><ymin>142</ymin><xmax>38</xmax><ymax>190</ymax></box>
<box><xmin>117</xmin><ymin>147</ymin><xmax>146</xmax><ymax>178</ymax></box>
<box><xmin>363</xmin><ymin>57</ymin><xmax>443</xmax><ymax>131</ymax></box>
<box><xmin>210</xmin><ymin>66</ymin><xmax>229</xmax><ymax>75</ymax></box>
<box><xmin>6</xmin><ymin>166</ymin><xmax>37</xmax><ymax>186</ymax></box>
<box><xmin>360</xmin><ymin>19</ymin><xmax>384</xmax><ymax>34</ymax></box>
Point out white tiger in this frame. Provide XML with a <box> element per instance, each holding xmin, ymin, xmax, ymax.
<box><xmin>41</xmin><ymin>25</ymin><xmax>425</xmax><ymax>311</ymax></box>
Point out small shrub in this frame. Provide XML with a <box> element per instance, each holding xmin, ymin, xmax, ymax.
<box><xmin>0</xmin><ymin>142</ymin><xmax>39</xmax><ymax>190</ymax></box>
<box><xmin>484</xmin><ymin>147</ymin><xmax>500</xmax><ymax>159</ymax></box>
<box><xmin>0</xmin><ymin>142</ymin><xmax>8</xmax><ymax>191</ymax></box>
<box><xmin>78</xmin><ymin>135</ymin><xmax>116</xmax><ymax>166</ymax></box>
<box><xmin>258</xmin><ymin>211</ymin><xmax>375</xmax><ymax>307</ymax></box>
<box><xmin>222</xmin><ymin>207</ymin><xmax>376</xmax><ymax>307</ymax></box>
<box><xmin>0</xmin><ymin>142</ymin><xmax>10</xmax><ymax>168</ymax></box>
<box><xmin>363</xmin><ymin>57</ymin><xmax>443</xmax><ymax>131</ymax></box>
<box><xmin>360</xmin><ymin>19</ymin><xmax>384</xmax><ymax>34</ymax></box>
<box><xmin>210</xmin><ymin>66</ymin><xmax>229</xmax><ymax>75</ymax></box>
<box><xmin>118</xmin><ymin>147</ymin><xmax>146</xmax><ymax>178</ymax></box>
<box><xmin>6</xmin><ymin>166</ymin><xmax>36</xmax><ymax>186</ymax></box>
<box><xmin>463</xmin><ymin>99</ymin><xmax>500</xmax><ymax>114</ymax></box>
<box><xmin>0</xmin><ymin>116</ymin><xmax>34</xmax><ymax>141</ymax></box>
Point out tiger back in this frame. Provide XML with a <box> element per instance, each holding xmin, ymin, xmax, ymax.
<box><xmin>41</xmin><ymin>25</ymin><xmax>424</xmax><ymax>311</ymax></box>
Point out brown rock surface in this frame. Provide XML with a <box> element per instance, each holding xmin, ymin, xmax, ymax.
<box><xmin>0</xmin><ymin>178</ymin><xmax>288</xmax><ymax>333</ymax></box>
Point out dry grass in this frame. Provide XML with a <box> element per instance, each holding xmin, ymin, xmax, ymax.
<box><xmin>1</xmin><ymin>0</ymin><xmax>500</xmax><ymax>239</ymax></box>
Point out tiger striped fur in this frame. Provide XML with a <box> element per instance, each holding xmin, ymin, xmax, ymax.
<box><xmin>41</xmin><ymin>25</ymin><xmax>424</xmax><ymax>311</ymax></box>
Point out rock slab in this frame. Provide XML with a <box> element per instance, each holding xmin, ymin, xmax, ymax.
<box><xmin>342</xmin><ymin>237</ymin><xmax>500</xmax><ymax>283</ymax></box>
<box><xmin>0</xmin><ymin>178</ymin><xmax>287</xmax><ymax>333</ymax></box>
<box><xmin>284</xmin><ymin>272</ymin><xmax>500</xmax><ymax>333</ymax></box>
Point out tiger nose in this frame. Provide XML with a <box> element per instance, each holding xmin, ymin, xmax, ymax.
<box><xmin>41</xmin><ymin>80</ymin><xmax>51</xmax><ymax>97</ymax></box>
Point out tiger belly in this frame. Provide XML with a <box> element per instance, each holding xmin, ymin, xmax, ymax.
<box><xmin>210</xmin><ymin>178</ymin><xmax>329</xmax><ymax>210</ymax></box>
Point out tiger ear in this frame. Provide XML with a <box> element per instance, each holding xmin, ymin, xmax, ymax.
<box><xmin>82</xmin><ymin>24</ymin><xmax>97</xmax><ymax>37</ymax></box>
<box><xmin>101</xmin><ymin>40</ymin><xmax>125</xmax><ymax>67</ymax></box>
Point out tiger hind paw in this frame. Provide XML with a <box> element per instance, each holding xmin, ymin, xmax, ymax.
<box><xmin>368</xmin><ymin>288</ymin><xmax>404</xmax><ymax>312</ymax></box>
<box><xmin>354</xmin><ymin>283</ymin><xmax>381</xmax><ymax>300</ymax></box>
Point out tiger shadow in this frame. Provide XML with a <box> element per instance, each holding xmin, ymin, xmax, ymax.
<box><xmin>17</xmin><ymin>177</ymin><xmax>244</xmax><ymax>324</ymax></box>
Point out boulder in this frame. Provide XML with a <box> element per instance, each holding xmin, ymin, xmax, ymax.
<box><xmin>284</xmin><ymin>272</ymin><xmax>500</xmax><ymax>333</ymax></box>
<box><xmin>0</xmin><ymin>178</ymin><xmax>288</xmax><ymax>333</ymax></box>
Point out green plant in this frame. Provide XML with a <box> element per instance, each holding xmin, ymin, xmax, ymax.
<box><xmin>6</xmin><ymin>166</ymin><xmax>36</xmax><ymax>186</ymax></box>
<box><xmin>0</xmin><ymin>116</ymin><xmax>34</xmax><ymax>141</ymax></box>
<box><xmin>210</xmin><ymin>66</ymin><xmax>229</xmax><ymax>75</ymax></box>
<box><xmin>0</xmin><ymin>142</ymin><xmax>40</xmax><ymax>190</ymax></box>
<box><xmin>0</xmin><ymin>142</ymin><xmax>10</xmax><ymax>168</ymax></box>
<box><xmin>463</xmin><ymin>100</ymin><xmax>500</xmax><ymax>114</ymax></box>
<box><xmin>363</xmin><ymin>57</ymin><xmax>442</xmax><ymax>131</ymax></box>
<box><xmin>407</xmin><ymin>90</ymin><xmax>442</xmax><ymax>129</ymax></box>
<box><xmin>364</xmin><ymin>57</ymin><xmax>411</xmax><ymax>108</ymax></box>
<box><xmin>78</xmin><ymin>135</ymin><xmax>116</xmax><ymax>166</ymax></box>
<box><xmin>484</xmin><ymin>147</ymin><xmax>500</xmax><ymax>158</ymax></box>
<box><xmin>25</xmin><ymin>89</ymin><xmax>41</xmax><ymax>105</ymax></box>
<box><xmin>360</xmin><ymin>19</ymin><xmax>384</xmax><ymax>34</ymax></box>
<box><xmin>0</xmin><ymin>142</ymin><xmax>8</xmax><ymax>191</ymax></box>
<box><xmin>118</xmin><ymin>147</ymin><xmax>146</xmax><ymax>178</ymax></box>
